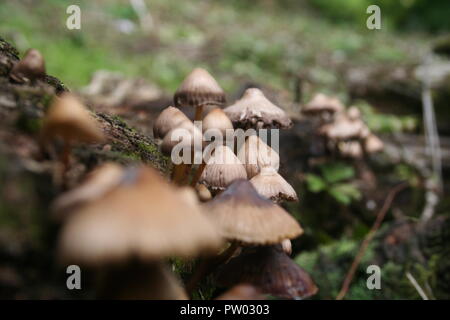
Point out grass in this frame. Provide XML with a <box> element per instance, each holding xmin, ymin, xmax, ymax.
<box><xmin>0</xmin><ymin>0</ymin><xmax>429</xmax><ymax>95</ymax></box>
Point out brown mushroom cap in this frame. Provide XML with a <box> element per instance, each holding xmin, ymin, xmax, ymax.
<box><xmin>224</xmin><ymin>88</ymin><xmax>292</xmax><ymax>129</ymax></box>
<box><xmin>199</xmin><ymin>145</ymin><xmax>247</xmax><ymax>193</ymax></box>
<box><xmin>250</xmin><ymin>167</ymin><xmax>298</xmax><ymax>203</ymax></box>
<box><xmin>99</xmin><ymin>261</ymin><xmax>188</xmax><ymax>300</ymax></box>
<box><xmin>160</xmin><ymin>120</ymin><xmax>203</xmax><ymax>157</ymax></box>
<box><xmin>202</xmin><ymin>108</ymin><xmax>234</xmax><ymax>138</ymax></box>
<box><xmin>216</xmin><ymin>245</ymin><xmax>318</xmax><ymax>300</ymax></box>
<box><xmin>42</xmin><ymin>93</ymin><xmax>105</xmax><ymax>144</ymax></box>
<box><xmin>51</xmin><ymin>162</ymin><xmax>124</xmax><ymax>218</ymax></box>
<box><xmin>364</xmin><ymin>134</ymin><xmax>384</xmax><ymax>154</ymax></box>
<box><xmin>318</xmin><ymin>114</ymin><xmax>365</xmax><ymax>141</ymax></box>
<box><xmin>302</xmin><ymin>93</ymin><xmax>344</xmax><ymax>115</ymax></box>
<box><xmin>58</xmin><ymin>165</ymin><xmax>222</xmax><ymax>265</ymax></box>
<box><xmin>237</xmin><ymin>135</ymin><xmax>280</xmax><ymax>179</ymax></box>
<box><xmin>174</xmin><ymin>68</ymin><xmax>226</xmax><ymax>108</ymax></box>
<box><xmin>203</xmin><ymin>179</ymin><xmax>303</xmax><ymax>245</ymax></box>
<box><xmin>9</xmin><ymin>48</ymin><xmax>46</xmax><ymax>83</ymax></box>
<box><xmin>153</xmin><ymin>106</ymin><xmax>190</xmax><ymax>140</ymax></box>
<box><xmin>216</xmin><ymin>284</ymin><xmax>266</xmax><ymax>300</ymax></box>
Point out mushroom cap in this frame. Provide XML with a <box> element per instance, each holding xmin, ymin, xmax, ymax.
<box><xmin>216</xmin><ymin>284</ymin><xmax>265</xmax><ymax>300</ymax></box>
<box><xmin>52</xmin><ymin>162</ymin><xmax>124</xmax><ymax>218</ymax></box>
<box><xmin>237</xmin><ymin>135</ymin><xmax>280</xmax><ymax>179</ymax></box>
<box><xmin>216</xmin><ymin>245</ymin><xmax>318</xmax><ymax>300</ymax></box>
<box><xmin>153</xmin><ymin>106</ymin><xmax>190</xmax><ymax>140</ymax></box>
<box><xmin>347</xmin><ymin>106</ymin><xmax>362</xmax><ymax>121</ymax></box>
<box><xmin>203</xmin><ymin>179</ymin><xmax>303</xmax><ymax>245</ymax></box>
<box><xmin>58</xmin><ymin>165</ymin><xmax>223</xmax><ymax>265</ymax></box>
<box><xmin>302</xmin><ymin>93</ymin><xmax>344</xmax><ymax>115</ymax></box>
<box><xmin>9</xmin><ymin>48</ymin><xmax>46</xmax><ymax>83</ymax></box>
<box><xmin>202</xmin><ymin>108</ymin><xmax>234</xmax><ymax>138</ymax></box>
<box><xmin>195</xmin><ymin>183</ymin><xmax>212</xmax><ymax>202</ymax></box>
<box><xmin>99</xmin><ymin>261</ymin><xmax>188</xmax><ymax>300</ymax></box>
<box><xmin>250</xmin><ymin>167</ymin><xmax>298</xmax><ymax>203</ymax></box>
<box><xmin>199</xmin><ymin>145</ymin><xmax>247</xmax><ymax>193</ymax></box>
<box><xmin>338</xmin><ymin>141</ymin><xmax>363</xmax><ymax>158</ymax></box>
<box><xmin>318</xmin><ymin>114</ymin><xmax>365</xmax><ymax>141</ymax></box>
<box><xmin>224</xmin><ymin>88</ymin><xmax>292</xmax><ymax>129</ymax></box>
<box><xmin>160</xmin><ymin>120</ymin><xmax>203</xmax><ymax>159</ymax></box>
<box><xmin>42</xmin><ymin>93</ymin><xmax>105</xmax><ymax>144</ymax></box>
<box><xmin>364</xmin><ymin>134</ymin><xmax>384</xmax><ymax>154</ymax></box>
<box><xmin>174</xmin><ymin>68</ymin><xmax>226</xmax><ymax>108</ymax></box>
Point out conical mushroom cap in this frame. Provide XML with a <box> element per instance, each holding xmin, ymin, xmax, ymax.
<box><xmin>42</xmin><ymin>93</ymin><xmax>105</xmax><ymax>144</ymax></box>
<box><xmin>216</xmin><ymin>284</ymin><xmax>265</xmax><ymax>300</ymax></box>
<box><xmin>364</xmin><ymin>134</ymin><xmax>384</xmax><ymax>154</ymax></box>
<box><xmin>174</xmin><ymin>68</ymin><xmax>226</xmax><ymax>108</ymax></box>
<box><xmin>203</xmin><ymin>179</ymin><xmax>303</xmax><ymax>245</ymax></box>
<box><xmin>237</xmin><ymin>135</ymin><xmax>280</xmax><ymax>179</ymax></box>
<box><xmin>52</xmin><ymin>162</ymin><xmax>124</xmax><ymax>218</ymax></box>
<box><xmin>302</xmin><ymin>93</ymin><xmax>344</xmax><ymax>115</ymax></box>
<box><xmin>10</xmin><ymin>48</ymin><xmax>46</xmax><ymax>83</ymax></box>
<box><xmin>250</xmin><ymin>167</ymin><xmax>298</xmax><ymax>203</ymax></box>
<box><xmin>224</xmin><ymin>88</ymin><xmax>292</xmax><ymax>129</ymax></box>
<box><xmin>199</xmin><ymin>145</ymin><xmax>247</xmax><ymax>193</ymax></box>
<box><xmin>160</xmin><ymin>120</ymin><xmax>203</xmax><ymax>159</ymax></box>
<box><xmin>99</xmin><ymin>261</ymin><xmax>188</xmax><ymax>300</ymax></box>
<box><xmin>202</xmin><ymin>108</ymin><xmax>234</xmax><ymax>138</ymax></box>
<box><xmin>318</xmin><ymin>114</ymin><xmax>364</xmax><ymax>141</ymax></box>
<box><xmin>153</xmin><ymin>106</ymin><xmax>190</xmax><ymax>140</ymax></box>
<box><xmin>216</xmin><ymin>245</ymin><xmax>318</xmax><ymax>300</ymax></box>
<box><xmin>58</xmin><ymin>165</ymin><xmax>223</xmax><ymax>265</ymax></box>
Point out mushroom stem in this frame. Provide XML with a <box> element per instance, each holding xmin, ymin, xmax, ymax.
<box><xmin>172</xmin><ymin>163</ymin><xmax>190</xmax><ymax>185</ymax></box>
<box><xmin>186</xmin><ymin>241</ymin><xmax>240</xmax><ymax>296</ymax></box>
<box><xmin>190</xmin><ymin>162</ymin><xmax>206</xmax><ymax>187</ymax></box>
<box><xmin>194</xmin><ymin>105</ymin><xmax>204</xmax><ymax>121</ymax></box>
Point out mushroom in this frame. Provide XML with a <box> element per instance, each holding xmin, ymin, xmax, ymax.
<box><xmin>224</xmin><ymin>88</ymin><xmax>292</xmax><ymax>129</ymax></box>
<box><xmin>195</xmin><ymin>183</ymin><xmax>212</xmax><ymax>202</ymax></box>
<box><xmin>9</xmin><ymin>48</ymin><xmax>46</xmax><ymax>83</ymax></box>
<box><xmin>41</xmin><ymin>93</ymin><xmax>105</xmax><ymax>172</ymax></box>
<box><xmin>237</xmin><ymin>135</ymin><xmax>280</xmax><ymax>179</ymax></box>
<box><xmin>203</xmin><ymin>179</ymin><xmax>302</xmax><ymax>245</ymax></box>
<box><xmin>202</xmin><ymin>108</ymin><xmax>234</xmax><ymax>141</ymax></box>
<box><xmin>216</xmin><ymin>245</ymin><xmax>318</xmax><ymax>300</ymax></box>
<box><xmin>153</xmin><ymin>106</ymin><xmax>190</xmax><ymax>141</ymax></box>
<box><xmin>364</xmin><ymin>134</ymin><xmax>384</xmax><ymax>154</ymax></box>
<box><xmin>199</xmin><ymin>145</ymin><xmax>247</xmax><ymax>194</ymax></box>
<box><xmin>318</xmin><ymin>113</ymin><xmax>365</xmax><ymax>141</ymax></box>
<box><xmin>51</xmin><ymin>162</ymin><xmax>124</xmax><ymax>218</ymax></box>
<box><xmin>161</xmin><ymin>120</ymin><xmax>202</xmax><ymax>184</ymax></box>
<box><xmin>347</xmin><ymin>106</ymin><xmax>362</xmax><ymax>121</ymax></box>
<box><xmin>250</xmin><ymin>167</ymin><xmax>298</xmax><ymax>203</ymax></box>
<box><xmin>216</xmin><ymin>284</ymin><xmax>265</xmax><ymax>300</ymax></box>
<box><xmin>58</xmin><ymin>165</ymin><xmax>222</xmax><ymax>299</ymax></box>
<box><xmin>338</xmin><ymin>140</ymin><xmax>363</xmax><ymax>159</ymax></box>
<box><xmin>174</xmin><ymin>68</ymin><xmax>226</xmax><ymax>121</ymax></box>
<box><xmin>302</xmin><ymin>93</ymin><xmax>344</xmax><ymax>123</ymax></box>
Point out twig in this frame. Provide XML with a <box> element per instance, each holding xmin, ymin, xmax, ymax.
<box><xmin>406</xmin><ymin>272</ymin><xmax>429</xmax><ymax>300</ymax></box>
<box><xmin>336</xmin><ymin>182</ymin><xmax>408</xmax><ymax>300</ymax></box>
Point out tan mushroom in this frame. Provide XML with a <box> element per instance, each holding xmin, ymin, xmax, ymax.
<box><xmin>318</xmin><ymin>114</ymin><xmax>365</xmax><ymax>141</ymax></box>
<box><xmin>202</xmin><ymin>108</ymin><xmax>234</xmax><ymax>140</ymax></box>
<box><xmin>216</xmin><ymin>245</ymin><xmax>318</xmax><ymax>300</ymax></box>
<box><xmin>302</xmin><ymin>93</ymin><xmax>344</xmax><ymax>118</ymax></box>
<box><xmin>250</xmin><ymin>167</ymin><xmax>298</xmax><ymax>203</ymax></box>
<box><xmin>174</xmin><ymin>68</ymin><xmax>226</xmax><ymax>121</ymax></box>
<box><xmin>224</xmin><ymin>88</ymin><xmax>292</xmax><ymax>129</ymax></box>
<box><xmin>195</xmin><ymin>183</ymin><xmax>212</xmax><ymax>202</ymax></box>
<box><xmin>153</xmin><ymin>106</ymin><xmax>190</xmax><ymax>141</ymax></box>
<box><xmin>9</xmin><ymin>48</ymin><xmax>46</xmax><ymax>83</ymax></box>
<box><xmin>338</xmin><ymin>141</ymin><xmax>363</xmax><ymax>159</ymax></box>
<box><xmin>237</xmin><ymin>135</ymin><xmax>280</xmax><ymax>179</ymax></box>
<box><xmin>364</xmin><ymin>134</ymin><xmax>384</xmax><ymax>154</ymax></box>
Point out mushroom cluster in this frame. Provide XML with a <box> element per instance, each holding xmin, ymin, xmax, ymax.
<box><xmin>302</xmin><ymin>93</ymin><xmax>384</xmax><ymax>159</ymax></box>
<box><xmin>50</xmin><ymin>66</ymin><xmax>316</xmax><ymax>300</ymax></box>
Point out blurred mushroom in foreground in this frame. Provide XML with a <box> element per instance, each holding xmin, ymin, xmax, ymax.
<box><xmin>9</xmin><ymin>48</ymin><xmax>46</xmax><ymax>84</ymax></box>
<box><xmin>216</xmin><ymin>245</ymin><xmax>318</xmax><ymax>300</ymax></box>
<box><xmin>216</xmin><ymin>283</ymin><xmax>266</xmax><ymax>300</ymax></box>
<box><xmin>174</xmin><ymin>68</ymin><xmax>226</xmax><ymax>121</ymax></box>
<box><xmin>224</xmin><ymin>88</ymin><xmax>292</xmax><ymax>129</ymax></box>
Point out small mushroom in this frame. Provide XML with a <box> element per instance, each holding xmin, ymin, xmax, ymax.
<box><xmin>250</xmin><ymin>167</ymin><xmax>298</xmax><ymax>203</ymax></box>
<box><xmin>237</xmin><ymin>135</ymin><xmax>280</xmax><ymax>179</ymax></box>
<box><xmin>216</xmin><ymin>245</ymin><xmax>318</xmax><ymax>300</ymax></box>
<box><xmin>224</xmin><ymin>88</ymin><xmax>292</xmax><ymax>129</ymax></box>
<box><xmin>41</xmin><ymin>93</ymin><xmax>105</xmax><ymax>172</ymax></box>
<box><xmin>302</xmin><ymin>93</ymin><xmax>344</xmax><ymax>121</ymax></box>
<box><xmin>203</xmin><ymin>179</ymin><xmax>302</xmax><ymax>245</ymax></box>
<box><xmin>364</xmin><ymin>134</ymin><xmax>384</xmax><ymax>154</ymax></box>
<box><xmin>195</xmin><ymin>183</ymin><xmax>212</xmax><ymax>202</ymax></box>
<box><xmin>174</xmin><ymin>68</ymin><xmax>226</xmax><ymax>121</ymax></box>
<box><xmin>202</xmin><ymin>108</ymin><xmax>234</xmax><ymax>140</ymax></box>
<box><xmin>199</xmin><ymin>145</ymin><xmax>247</xmax><ymax>194</ymax></box>
<box><xmin>9</xmin><ymin>48</ymin><xmax>46</xmax><ymax>83</ymax></box>
<box><xmin>338</xmin><ymin>140</ymin><xmax>363</xmax><ymax>159</ymax></box>
<box><xmin>153</xmin><ymin>106</ymin><xmax>190</xmax><ymax>141</ymax></box>
<box><xmin>318</xmin><ymin>114</ymin><xmax>365</xmax><ymax>141</ymax></box>
<box><xmin>347</xmin><ymin>106</ymin><xmax>362</xmax><ymax>121</ymax></box>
